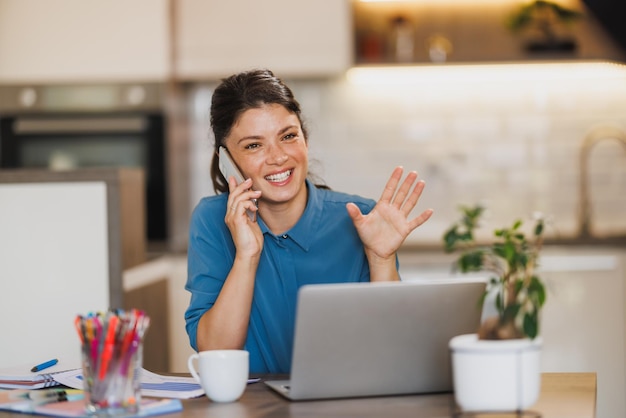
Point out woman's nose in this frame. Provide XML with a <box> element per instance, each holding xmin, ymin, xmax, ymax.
<box><xmin>266</xmin><ymin>146</ymin><xmax>288</xmax><ymax>165</ymax></box>
<box><xmin>275</xmin><ymin>154</ymin><xmax>288</xmax><ymax>164</ymax></box>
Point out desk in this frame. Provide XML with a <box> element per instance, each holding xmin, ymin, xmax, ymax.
<box><xmin>189</xmin><ymin>372</ymin><xmax>596</xmax><ymax>418</ymax></box>
<box><xmin>0</xmin><ymin>373</ymin><xmax>596</xmax><ymax>418</ymax></box>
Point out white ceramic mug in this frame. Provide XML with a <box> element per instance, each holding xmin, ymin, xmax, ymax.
<box><xmin>188</xmin><ymin>349</ymin><xmax>249</xmax><ymax>403</ymax></box>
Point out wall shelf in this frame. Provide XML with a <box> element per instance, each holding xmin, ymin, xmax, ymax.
<box><xmin>351</xmin><ymin>0</ymin><xmax>625</xmax><ymax>66</ymax></box>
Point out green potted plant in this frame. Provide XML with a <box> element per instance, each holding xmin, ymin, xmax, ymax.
<box><xmin>506</xmin><ymin>0</ymin><xmax>583</xmax><ymax>52</ymax></box>
<box><xmin>443</xmin><ymin>205</ymin><xmax>547</xmax><ymax>412</ymax></box>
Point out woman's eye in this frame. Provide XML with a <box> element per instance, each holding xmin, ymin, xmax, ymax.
<box><xmin>283</xmin><ymin>133</ymin><xmax>297</xmax><ymax>141</ymax></box>
<box><xmin>245</xmin><ymin>143</ymin><xmax>260</xmax><ymax>150</ymax></box>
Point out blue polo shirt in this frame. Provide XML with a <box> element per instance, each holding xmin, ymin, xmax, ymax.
<box><xmin>185</xmin><ymin>180</ymin><xmax>379</xmax><ymax>373</ymax></box>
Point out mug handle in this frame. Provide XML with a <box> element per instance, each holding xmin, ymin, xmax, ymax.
<box><xmin>187</xmin><ymin>353</ymin><xmax>201</xmax><ymax>383</ymax></box>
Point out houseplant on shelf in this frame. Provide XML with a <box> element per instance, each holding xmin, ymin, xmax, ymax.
<box><xmin>506</xmin><ymin>0</ymin><xmax>582</xmax><ymax>53</ymax></box>
<box><xmin>443</xmin><ymin>205</ymin><xmax>547</xmax><ymax>412</ymax></box>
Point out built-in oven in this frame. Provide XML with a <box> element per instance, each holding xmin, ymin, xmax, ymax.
<box><xmin>0</xmin><ymin>83</ymin><xmax>167</xmax><ymax>241</ymax></box>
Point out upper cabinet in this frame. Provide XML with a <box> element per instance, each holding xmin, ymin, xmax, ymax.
<box><xmin>3</xmin><ymin>1</ymin><xmax>617</xmax><ymax>84</ymax></box>
<box><xmin>352</xmin><ymin>0</ymin><xmax>625</xmax><ymax>65</ymax></box>
<box><xmin>0</xmin><ymin>0</ymin><xmax>170</xmax><ymax>84</ymax></box>
<box><xmin>174</xmin><ymin>0</ymin><xmax>352</xmax><ymax>80</ymax></box>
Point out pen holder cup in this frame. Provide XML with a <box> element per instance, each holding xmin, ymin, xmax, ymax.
<box><xmin>76</xmin><ymin>310</ymin><xmax>150</xmax><ymax>417</ymax></box>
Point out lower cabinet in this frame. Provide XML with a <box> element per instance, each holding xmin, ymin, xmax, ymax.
<box><xmin>124</xmin><ymin>279</ymin><xmax>171</xmax><ymax>372</ymax></box>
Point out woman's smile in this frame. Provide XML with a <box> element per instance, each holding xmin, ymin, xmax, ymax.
<box><xmin>265</xmin><ymin>169</ymin><xmax>293</xmax><ymax>184</ymax></box>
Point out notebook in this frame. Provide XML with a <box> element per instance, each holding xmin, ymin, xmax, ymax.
<box><xmin>265</xmin><ymin>279</ymin><xmax>486</xmax><ymax>401</ymax></box>
<box><xmin>0</xmin><ymin>389</ymin><xmax>183</xmax><ymax>418</ymax></box>
<box><xmin>0</xmin><ymin>360</ymin><xmax>79</xmax><ymax>389</ymax></box>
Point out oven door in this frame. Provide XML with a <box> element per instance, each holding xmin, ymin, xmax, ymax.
<box><xmin>0</xmin><ymin>113</ymin><xmax>167</xmax><ymax>241</ymax></box>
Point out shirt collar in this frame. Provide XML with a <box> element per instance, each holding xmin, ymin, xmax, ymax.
<box><xmin>258</xmin><ymin>179</ymin><xmax>321</xmax><ymax>252</ymax></box>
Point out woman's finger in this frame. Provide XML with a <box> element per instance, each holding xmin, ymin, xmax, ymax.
<box><xmin>408</xmin><ymin>208</ymin><xmax>434</xmax><ymax>231</ymax></box>
<box><xmin>378</xmin><ymin>166</ymin><xmax>403</xmax><ymax>203</ymax></box>
<box><xmin>400</xmin><ymin>179</ymin><xmax>425</xmax><ymax>215</ymax></box>
<box><xmin>228</xmin><ymin>190</ymin><xmax>261</xmax><ymax>221</ymax></box>
<box><xmin>392</xmin><ymin>170</ymin><xmax>418</xmax><ymax>209</ymax></box>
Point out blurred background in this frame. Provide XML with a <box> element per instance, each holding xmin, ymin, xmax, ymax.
<box><xmin>1</xmin><ymin>0</ymin><xmax>624</xmax><ymax>252</ymax></box>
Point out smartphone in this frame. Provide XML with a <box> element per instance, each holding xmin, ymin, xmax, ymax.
<box><xmin>218</xmin><ymin>146</ymin><xmax>257</xmax><ymax>221</ymax></box>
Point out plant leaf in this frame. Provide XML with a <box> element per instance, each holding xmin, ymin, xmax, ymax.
<box><xmin>535</xmin><ymin>220</ymin><xmax>544</xmax><ymax>236</ymax></box>
<box><xmin>502</xmin><ymin>304</ymin><xmax>520</xmax><ymax>322</ymax></box>
<box><xmin>523</xmin><ymin>312</ymin><xmax>539</xmax><ymax>339</ymax></box>
<box><xmin>458</xmin><ymin>251</ymin><xmax>484</xmax><ymax>272</ymax></box>
<box><xmin>443</xmin><ymin>227</ymin><xmax>459</xmax><ymax>252</ymax></box>
<box><xmin>529</xmin><ymin>275</ymin><xmax>547</xmax><ymax>307</ymax></box>
<box><xmin>503</xmin><ymin>241</ymin><xmax>516</xmax><ymax>264</ymax></box>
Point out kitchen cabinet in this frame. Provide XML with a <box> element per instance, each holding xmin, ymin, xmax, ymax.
<box><xmin>353</xmin><ymin>0</ymin><xmax>625</xmax><ymax>65</ymax></box>
<box><xmin>174</xmin><ymin>0</ymin><xmax>352</xmax><ymax>80</ymax></box>
<box><xmin>0</xmin><ymin>0</ymin><xmax>170</xmax><ymax>83</ymax></box>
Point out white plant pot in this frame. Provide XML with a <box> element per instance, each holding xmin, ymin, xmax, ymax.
<box><xmin>449</xmin><ymin>333</ymin><xmax>542</xmax><ymax>412</ymax></box>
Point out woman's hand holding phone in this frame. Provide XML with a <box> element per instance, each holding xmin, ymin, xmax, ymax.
<box><xmin>225</xmin><ymin>177</ymin><xmax>263</xmax><ymax>256</ymax></box>
<box><xmin>219</xmin><ymin>147</ymin><xmax>259</xmax><ymax>222</ymax></box>
<box><xmin>219</xmin><ymin>146</ymin><xmax>263</xmax><ymax>257</ymax></box>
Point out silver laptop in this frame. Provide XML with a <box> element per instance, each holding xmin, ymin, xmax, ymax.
<box><xmin>265</xmin><ymin>279</ymin><xmax>486</xmax><ymax>401</ymax></box>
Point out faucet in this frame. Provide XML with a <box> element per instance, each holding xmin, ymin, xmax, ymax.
<box><xmin>578</xmin><ymin>125</ymin><xmax>626</xmax><ymax>239</ymax></box>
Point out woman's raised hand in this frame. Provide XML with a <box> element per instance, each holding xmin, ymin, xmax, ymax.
<box><xmin>346</xmin><ymin>166</ymin><xmax>433</xmax><ymax>262</ymax></box>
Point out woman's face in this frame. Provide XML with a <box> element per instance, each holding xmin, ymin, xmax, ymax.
<box><xmin>223</xmin><ymin>103</ymin><xmax>308</xmax><ymax>211</ymax></box>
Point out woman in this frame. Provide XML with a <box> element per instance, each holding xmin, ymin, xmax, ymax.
<box><xmin>185</xmin><ymin>69</ymin><xmax>433</xmax><ymax>373</ymax></box>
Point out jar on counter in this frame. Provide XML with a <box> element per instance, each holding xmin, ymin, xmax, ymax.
<box><xmin>389</xmin><ymin>15</ymin><xmax>415</xmax><ymax>63</ymax></box>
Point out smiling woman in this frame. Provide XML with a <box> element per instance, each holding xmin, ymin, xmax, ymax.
<box><xmin>222</xmin><ymin>103</ymin><xmax>310</xmax><ymax>231</ymax></box>
<box><xmin>184</xmin><ymin>69</ymin><xmax>434</xmax><ymax>374</ymax></box>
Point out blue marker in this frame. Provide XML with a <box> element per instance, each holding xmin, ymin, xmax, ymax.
<box><xmin>30</xmin><ymin>359</ymin><xmax>58</xmax><ymax>373</ymax></box>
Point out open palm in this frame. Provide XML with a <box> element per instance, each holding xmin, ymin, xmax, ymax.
<box><xmin>347</xmin><ymin>167</ymin><xmax>433</xmax><ymax>259</ymax></box>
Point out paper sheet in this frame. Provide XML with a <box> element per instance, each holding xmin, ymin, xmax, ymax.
<box><xmin>0</xmin><ymin>359</ymin><xmax>81</xmax><ymax>389</ymax></box>
<box><xmin>52</xmin><ymin>368</ymin><xmax>260</xmax><ymax>399</ymax></box>
<box><xmin>52</xmin><ymin>369</ymin><xmax>204</xmax><ymax>399</ymax></box>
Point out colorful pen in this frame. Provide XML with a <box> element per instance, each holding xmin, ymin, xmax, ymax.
<box><xmin>98</xmin><ymin>314</ymin><xmax>119</xmax><ymax>379</ymax></box>
<box><xmin>30</xmin><ymin>359</ymin><xmax>58</xmax><ymax>373</ymax></box>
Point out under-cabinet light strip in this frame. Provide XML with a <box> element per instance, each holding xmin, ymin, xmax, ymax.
<box><xmin>346</xmin><ymin>61</ymin><xmax>626</xmax><ymax>85</ymax></box>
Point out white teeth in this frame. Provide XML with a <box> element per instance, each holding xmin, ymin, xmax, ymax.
<box><xmin>265</xmin><ymin>170</ymin><xmax>292</xmax><ymax>182</ymax></box>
